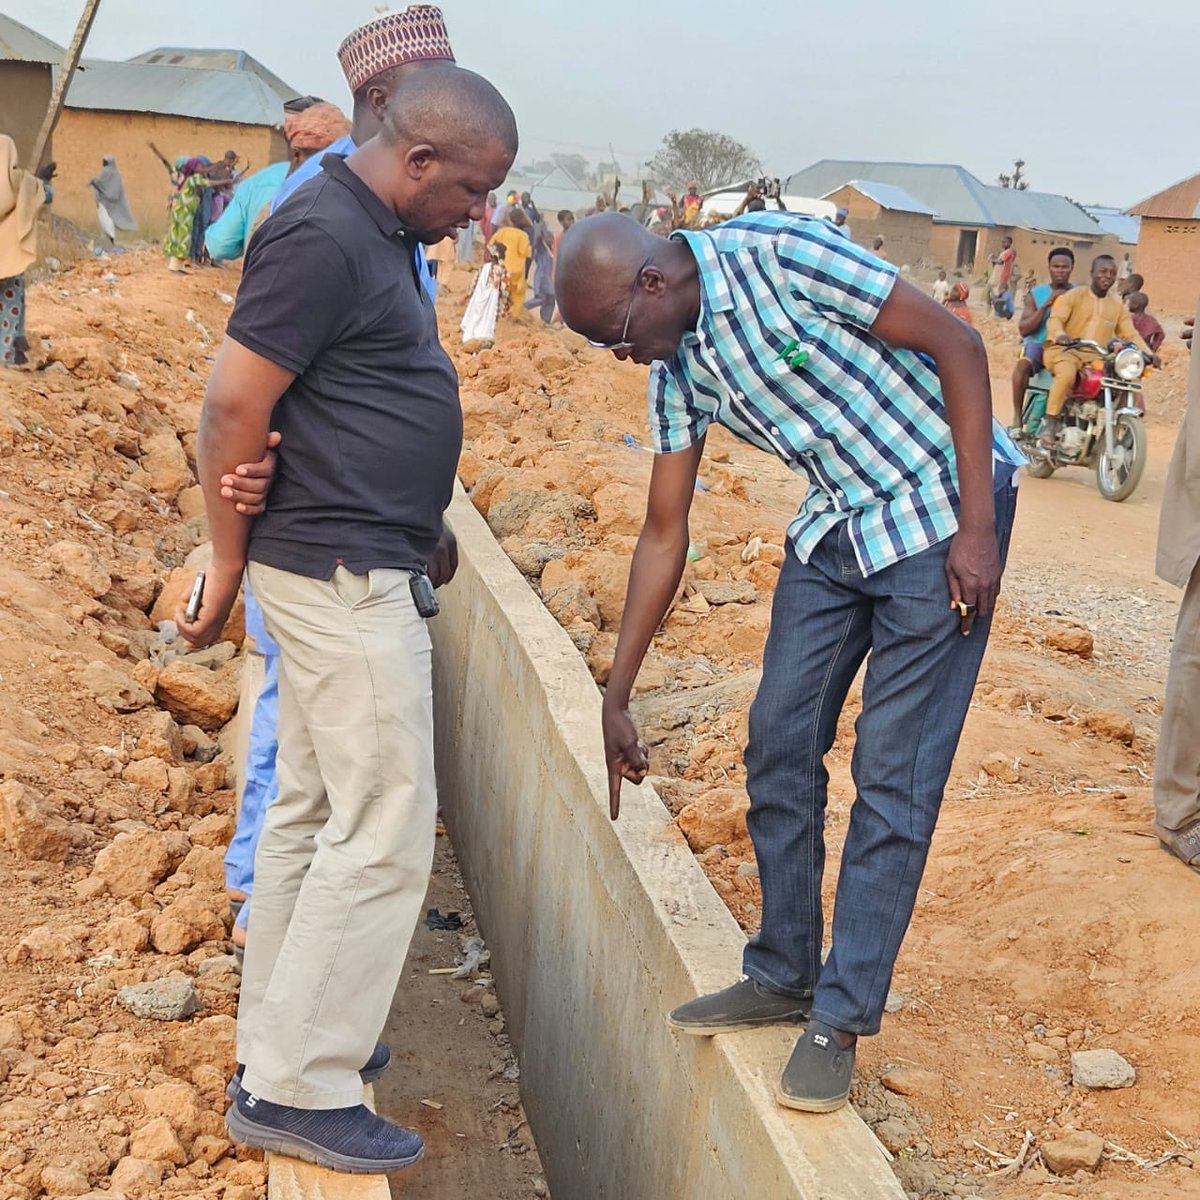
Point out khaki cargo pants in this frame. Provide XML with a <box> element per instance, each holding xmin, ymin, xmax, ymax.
<box><xmin>237</xmin><ymin>563</ymin><xmax>437</xmax><ymax>1109</ymax></box>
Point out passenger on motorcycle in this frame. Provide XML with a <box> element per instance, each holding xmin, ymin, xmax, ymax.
<box><xmin>1010</xmin><ymin>247</ymin><xmax>1075</xmax><ymax>429</ymax></box>
<box><xmin>1038</xmin><ymin>255</ymin><xmax>1152</xmax><ymax>452</ymax></box>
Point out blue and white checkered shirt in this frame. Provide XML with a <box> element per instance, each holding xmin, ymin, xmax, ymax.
<box><xmin>649</xmin><ymin>213</ymin><xmax>1024</xmax><ymax>576</ymax></box>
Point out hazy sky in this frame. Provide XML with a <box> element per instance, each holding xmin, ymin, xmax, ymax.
<box><xmin>11</xmin><ymin>0</ymin><xmax>1198</xmax><ymax>206</ymax></box>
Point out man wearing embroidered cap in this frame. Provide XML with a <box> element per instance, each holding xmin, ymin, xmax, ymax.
<box><xmin>270</xmin><ymin>4</ymin><xmax>455</xmax><ymax>218</ymax></box>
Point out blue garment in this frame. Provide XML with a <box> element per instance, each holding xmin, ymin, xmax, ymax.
<box><xmin>742</xmin><ymin>476</ymin><xmax>1018</xmax><ymax>1033</ymax></box>
<box><xmin>270</xmin><ymin>136</ymin><xmax>355</xmax><ymax>213</ymax></box>
<box><xmin>224</xmin><ymin>585</ymin><xmax>279</xmax><ymax>928</ymax></box>
<box><xmin>271</xmin><ymin>137</ymin><xmax>436</xmax><ymax>302</ymax></box>
<box><xmin>205</xmin><ymin>162</ymin><xmax>289</xmax><ymax>262</ymax></box>
<box><xmin>649</xmin><ymin>212</ymin><xmax>1025</xmax><ymax>577</ymax></box>
<box><xmin>1028</xmin><ymin>282</ymin><xmax>1074</xmax><ymax>344</ymax></box>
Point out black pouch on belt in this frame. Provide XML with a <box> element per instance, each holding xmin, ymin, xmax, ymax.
<box><xmin>409</xmin><ymin>571</ymin><xmax>439</xmax><ymax>619</ymax></box>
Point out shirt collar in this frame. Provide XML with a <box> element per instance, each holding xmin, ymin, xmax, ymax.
<box><xmin>321</xmin><ymin>153</ymin><xmax>409</xmax><ymax>241</ymax></box>
<box><xmin>671</xmin><ymin>229</ymin><xmax>735</xmax><ymax>317</ymax></box>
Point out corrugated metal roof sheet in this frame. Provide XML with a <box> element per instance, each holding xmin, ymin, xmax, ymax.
<box><xmin>1083</xmin><ymin>205</ymin><xmax>1141</xmax><ymax>245</ymax></box>
<box><xmin>831</xmin><ymin>180</ymin><xmax>935</xmax><ymax>215</ymax></box>
<box><xmin>126</xmin><ymin>48</ymin><xmax>300</xmax><ymax>103</ymax></box>
<box><xmin>1128</xmin><ymin>172</ymin><xmax>1200</xmax><ymax>220</ymax></box>
<box><xmin>788</xmin><ymin>161</ymin><xmax>991</xmax><ymax>225</ymax></box>
<box><xmin>787</xmin><ymin>159</ymin><xmax>1101</xmax><ymax>235</ymax></box>
<box><xmin>978</xmin><ymin>184</ymin><xmax>1100</xmax><ymax>236</ymax></box>
<box><xmin>63</xmin><ymin>59</ymin><xmax>285</xmax><ymax>127</ymax></box>
<box><xmin>0</xmin><ymin>13</ymin><xmax>63</xmax><ymax>65</ymax></box>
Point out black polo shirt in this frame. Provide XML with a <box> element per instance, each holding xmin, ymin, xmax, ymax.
<box><xmin>226</xmin><ymin>154</ymin><xmax>461</xmax><ymax>579</ymax></box>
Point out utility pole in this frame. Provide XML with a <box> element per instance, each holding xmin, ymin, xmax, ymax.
<box><xmin>31</xmin><ymin>0</ymin><xmax>104</xmax><ymax>170</ymax></box>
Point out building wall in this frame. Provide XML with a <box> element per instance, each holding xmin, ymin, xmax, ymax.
<box><xmin>50</xmin><ymin>109</ymin><xmax>286</xmax><ymax>239</ymax></box>
<box><xmin>0</xmin><ymin>61</ymin><xmax>53</xmax><ymax>168</ymax></box>
<box><xmin>928</xmin><ymin>223</ymin><xmax>1119</xmax><ymax>284</ymax></box>
<box><xmin>824</xmin><ymin>185</ymin><xmax>932</xmax><ymax>268</ymax></box>
<box><xmin>1132</xmin><ymin>217</ymin><xmax>1200</xmax><ymax>314</ymax></box>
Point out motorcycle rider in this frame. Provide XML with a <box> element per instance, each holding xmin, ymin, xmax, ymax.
<box><xmin>1038</xmin><ymin>255</ymin><xmax>1152</xmax><ymax>454</ymax></box>
<box><xmin>1011</xmin><ymin>247</ymin><xmax>1075</xmax><ymax>429</ymax></box>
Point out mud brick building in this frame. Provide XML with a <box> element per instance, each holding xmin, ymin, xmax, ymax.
<box><xmin>820</xmin><ymin>180</ymin><xmax>934</xmax><ymax>268</ymax></box>
<box><xmin>1128</xmin><ymin>173</ymin><xmax>1200</xmax><ymax>315</ymax></box>
<box><xmin>0</xmin><ymin>14</ymin><xmax>59</xmax><ymax>168</ymax></box>
<box><xmin>2</xmin><ymin>16</ymin><xmax>297</xmax><ymax>241</ymax></box>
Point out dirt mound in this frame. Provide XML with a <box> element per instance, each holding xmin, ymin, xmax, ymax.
<box><xmin>0</xmin><ymin>253</ymin><xmax>255</xmax><ymax>1200</ymax></box>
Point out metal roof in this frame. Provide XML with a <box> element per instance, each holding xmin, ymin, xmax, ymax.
<box><xmin>127</xmin><ymin>47</ymin><xmax>300</xmax><ymax>102</ymax></box>
<box><xmin>1128</xmin><ymin>172</ymin><xmax>1200</xmax><ymax>220</ymax></box>
<box><xmin>63</xmin><ymin>59</ymin><xmax>285</xmax><ymax>127</ymax></box>
<box><xmin>1082</xmin><ymin>205</ymin><xmax>1141</xmax><ymax>245</ymax></box>
<box><xmin>0</xmin><ymin>13</ymin><xmax>63</xmax><ymax>64</ymax></box>
<box><xmin>827</xmin><ymin>180</ymin><xmax>935</xmax><ymax>215</ymax></box>
<box><xmin>787</xmin><ymin>159</ymin><xmax>1102</xmax><ymax>235</ymax></box>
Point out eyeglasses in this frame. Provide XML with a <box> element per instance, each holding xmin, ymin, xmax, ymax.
<box><xmin>588</xmin><ymin>256</ymin><xmax>654</xmax><ymax>351</ymax></box>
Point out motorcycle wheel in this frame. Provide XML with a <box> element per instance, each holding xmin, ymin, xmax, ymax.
<box><xmin>1095</xmin><ymin>414</ymin><xmax>1147</xmax><ymax>502</ymax></box>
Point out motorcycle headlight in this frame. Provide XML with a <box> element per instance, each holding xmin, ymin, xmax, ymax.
<box><xmin>1113</xmin><ymin>347</ymin><xmax>1145</xmax><ymax>381</ymax></box>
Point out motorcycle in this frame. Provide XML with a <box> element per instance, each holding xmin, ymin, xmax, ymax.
<box><xmin>1012</xmin><ymin>338</ymin><xmax>1150</xmax><ymax>502</ymax></box>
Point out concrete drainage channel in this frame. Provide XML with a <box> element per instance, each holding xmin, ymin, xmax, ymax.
<box><xmin>429</xmin><ymin>486</ymin><xmax>906</xmax><ymax>1200</ymax></box>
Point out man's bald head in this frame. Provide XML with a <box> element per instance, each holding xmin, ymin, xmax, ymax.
<box><xmin>351</xmin><ymin>63</ymin><xmax>516</xmax><ymax>244</ymax></box>
<box><xmin>557</xmin><ymin>214</ymin><xmax>701</xmax><ymax>365</ymax></box>
<box><xmin>379</xmin><ymin>62</ymin><xmax>517</xmax><ymax>160</ymax></box>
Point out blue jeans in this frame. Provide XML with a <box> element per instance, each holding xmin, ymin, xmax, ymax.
<box><xmin>224</xmin><ymin>585</ymin><xmax>280</xmax><ymax>930</ymax></box>
<box><xmin>742</xmin><ymin>481</ymin><xmax>1017</xmax><ymax>1035</ymax></box>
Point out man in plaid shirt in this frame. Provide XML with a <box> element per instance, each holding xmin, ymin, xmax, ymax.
<box><xmin>557</xmin><ymin>210</ymin><xmax>1023</xmax><ymax>1113</ymax></box>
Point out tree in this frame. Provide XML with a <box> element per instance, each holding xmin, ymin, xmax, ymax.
<box><xmin>998</xmin><ymin>159</ymin><xmax>1029</xmax><ymax>191</ymax></box>
<box><xmin>650</xmin><ymin>128</ymin><xmax>763</xmax><ymax>193</ymax></box>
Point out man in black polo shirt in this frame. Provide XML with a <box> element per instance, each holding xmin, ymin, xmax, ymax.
<box><xmin>180</xmin><ymin>64</ymin><xmax>517</xmax><ymax>1174</ymax></box>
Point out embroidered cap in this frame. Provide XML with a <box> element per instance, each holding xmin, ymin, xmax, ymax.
<box><xmin>337</xmin><ymin>5</ymin><xmax>455</xmax><ymax>95</ymax></box>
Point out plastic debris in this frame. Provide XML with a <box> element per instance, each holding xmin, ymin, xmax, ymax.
<box><xmin>424</xmin><ymin>908</ymin><xmax>464</xmax><ymax>931</ymax></box>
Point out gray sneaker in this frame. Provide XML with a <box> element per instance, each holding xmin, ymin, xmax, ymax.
<box><xmin>776</xmin><ymin>1020</ymin><xmax>855</xmax><ymax>1112</ymax></box>
<box><xmin>667</xmin><ymin>977</ymin><xmax>810</xmax><ymax>1036</ymax></box>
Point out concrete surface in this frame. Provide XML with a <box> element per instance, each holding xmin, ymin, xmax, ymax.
<box><xmin>431</xmin><ymin>485</ymin><xmax>905</xmax><ymax>1200</ymax></box>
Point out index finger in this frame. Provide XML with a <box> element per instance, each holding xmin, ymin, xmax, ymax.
<box><xmin>608</xmin><ymin>765</ymin><xmax>622</xmax><ymax>821</ymax></box>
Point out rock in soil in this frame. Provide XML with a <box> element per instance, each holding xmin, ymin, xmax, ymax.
<box><xmin>117</xmin><ymin>976</ymin><xmax>201</xmax><ymax>1021</ymax></box>
<box><xmin>1071</xmin><ymin>1047</ymin><xmax>1136</xmax><ymax>1089</ymax></box>
<box><xmin>1040</xmin><ymin>1129</ymin><xmax>1105</xmax><ymax>1174</ymax></box>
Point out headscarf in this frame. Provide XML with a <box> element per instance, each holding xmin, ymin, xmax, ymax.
<box><xmin>0</xmin><ymin>135</ymin><xmax>47</xmax><ymax>279</ymax></box>
<box><xmin>89</xmin><ymin>156</ymin><xmax>136</xmax><ymax>231</ymax></box>
<box><xmin>283</xmin><ymin>103</ymin><xmax>352</xmax><ymax>152</ymax></box>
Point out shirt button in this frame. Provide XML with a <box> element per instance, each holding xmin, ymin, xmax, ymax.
<box><xmin>736</xmin><ymin>391</ymin><xmax>745</xmax><ymax>400</ymax></box>
<box><xmin>770</xmin><ymin>425</ymin><xmax>781</xmax><ymax>436</ymax></box>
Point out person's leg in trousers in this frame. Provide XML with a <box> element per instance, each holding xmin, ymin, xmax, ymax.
<box><xmin>812</xmin><ymin>482</ymin><xmax>1017</xmax><ymax>1034</ymax></box>
<box><xmin>1041</xmin><ymin>346</ymin><xmax>1086</xmax><ymax>441</ymax></box>
<box><xmin>742</xmin><ymin>529</ymin><xmax>874</xmax><ymax>996</ymax></box>
<box><xmin>236</xmin><ymin>641</ymin><xmax>326</xmax><ymax>1070</ymax></box>
<box><xmin>224</xmin><ymin>650</ymin><xmax>279</xmax><ymax>909</ymax></box>
<box><xmin>238</xmin><ymin>564</ymin><xmax>437</xmax><ymax>1109</ymax></box>
<box><xmin>1153</xmin><ymin>562</ymin><xmax>1200</xmax><ymax>840</ymax></box>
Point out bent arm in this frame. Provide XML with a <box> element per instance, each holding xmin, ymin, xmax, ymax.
<box><xmin>604</xmin><ymin>440</ymin><xmax>705</xmax><ymax>710</ymax></box>
<box><xmin>1046</xmin><ymin>291</ymin><xmax>1074</xmax><ymax>342</ymax></box>
<box><xmin>1016</xmin><ymin>292</ymin><xmax>1043</xmax><ymax>337</ymax></box>
<box><xmin>872</xmin><ymin>278</ymin><xmax>994</xmax><ymax>531</ymax></box>
<box><xmin>1114</xmin><ymin>307</ymin><xmax>1150</xmax><ymax>354</ymax></box>
<box><xmin>198</xmin><ymin>339</ymin><xmax>295</xmax><ymax>575</ymax></box>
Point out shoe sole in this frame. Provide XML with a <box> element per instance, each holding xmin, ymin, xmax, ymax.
<box><xmin>667</xmin><ymin>1012</ymin><xmax>809</xmax><ymax>1037</ymax></box>
<box><xmin>225</xmin><ymin>1058</ymin><xmax>391</xmax><ymax>1103</ymax></box>
<box><xmin>774</xmin><ymin>1083</ymin><xmax>850</xmax><ymax>1114</ymax></box>
<box><xmin>225</xmin><ymin>1105</ymin><xmax>423</xmax><ymax>1174</ymax></box>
